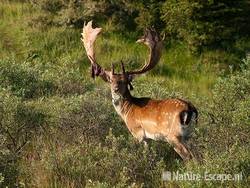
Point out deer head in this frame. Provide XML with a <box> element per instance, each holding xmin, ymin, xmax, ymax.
<box><xmin>81</xmin><ymin>21</ymin><xmax>163</xmax><ymax>98</ymax></box>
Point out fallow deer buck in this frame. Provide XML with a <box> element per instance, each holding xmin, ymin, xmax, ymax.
<box><xmin>81</xmin><ymin>21</ymin><xmax>198</xmax><ymax>161</ymax></box>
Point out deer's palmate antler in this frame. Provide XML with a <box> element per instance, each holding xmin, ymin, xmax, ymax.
<box><xmin>81</xmin><ymin>21</ymin><xmax>198</xmax><ymax>161</ymax></box>
<box><xmin>81</xmin><ymin>21</ymin><xmax>110</xmax><ymax>81</ymax></box>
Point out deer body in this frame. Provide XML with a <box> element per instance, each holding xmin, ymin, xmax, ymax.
<box><xmin>113</xmin><ymin>97</ymin><xmax>194</xmax><ymax>139</ymax></box>
<box><xmin>110</xmin><ymin>83</ymin><xmax>197</xmax><ymax>160</ymax></box>
<box><xmin>81</xmin><ymin>21</ymin><xmax>198</xmax><ymax>160</ymax></box>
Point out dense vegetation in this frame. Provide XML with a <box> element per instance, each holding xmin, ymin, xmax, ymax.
<box><xmin>0</xmin><ymin>1</ymin><xmax>249</xmax><ymax>187</ymax></box>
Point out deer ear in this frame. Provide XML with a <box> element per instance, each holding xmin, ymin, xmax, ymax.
<box><xmin>127</xmin><ymin>74</ymin><xmax>135</xmax><ymax>90</ymax></box>
<box><xmin>128</xmin><ymin>82</ymin><xmax>134</xmax><ymax>90</ymax></box>
<box><xmin>127</xmin><ymin>74</ymin><xmax>135</xmax><ymax>82</ymax></box>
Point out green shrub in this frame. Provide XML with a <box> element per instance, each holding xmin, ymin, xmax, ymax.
<box><xmin>0</xmin><ymin>88</ymin><xmax>36</xmax><ymax>187</ymax></box>
<box><xmin>0</xmin><ymin>59</ymin><xmax>94</xmax><ymax>98</ymax></box>
<box><xmin>1</xmin><ymin>1</ymin><xmax>250</xmax><ymax>186</ymax></box>
<box><xmin>161</xmin><ymin>0</ymin><xmax>250</xmax><ymax>53</ymax></box>
<box><xmin>191</xmin><ymin>57</ymin><xmax>250</xmax><ymax>186</ymax></box>
<box><xmin>30</xmin><ymin>0</ymin><xmax>63</xmax><ymax>13</ymax></box>
<box><xmin>29</xmin><ymin>0</ymin><xmax>163</xmax><ymax>31</ymax></box>
<box><xmin>1</xmin><ymin>57</ymin><xmax>249</xmax><ymax>187</ymax></box>
<box><xmin>44</xmin><ymin>133</ymin><xmax>165</xmax><ymax>187</ymax></box>
<box><xmin>0</xmin><ymin>59</ymin><xmax>55</xmax><ymax>99</ymax></box>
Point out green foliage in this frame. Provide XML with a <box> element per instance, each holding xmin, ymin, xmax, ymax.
<box><xmin>0</xmin><ymin>1</ymin><xmax>250</xmax><ymax>187</ymax></box>
<box><xmin>31</xmin><ymin>0</ymin><xmax>63</xmax><ymax>13</ymax></box>
<box><xmin>29</xmin><ymin>0</ymin><xmax>250</xmax><ymax>55</ymax></box>
<box><xmin>30</xmin><ymin>0</ymin><xmax>137</xmax><ymax>30</ymax></box>
<box><xmin>43</xmin><ymin>133</ymin><xmax>165</xmax><ymax>187</ymax></box>
<box><xmin>204</xmin><ymin>57</ymin><xmax>250</xmax><ymax>153</ymax></box>
<box><xmin>29</xmin><ymin>0</ymin><xmax>165</xmax><ymax>31</ymax></box>
<box><xmin>161</xmin><ymin>0</ymin><xmax>250</xmax><ymax>53</ymax></box>
<box><xmin>126</xmin><ymin>0</ymin><xmax>165</xmax><ymax>31</ymax></box>
<box><xmin>0</xmin><ymin>60</ymin><xmax>55</xmax><ymax>99</ymax></box>
<box><xmin>211</xmin><ymin>59</ymin><xmax>250</xmax><ymax>128</ymax></box>
<box><xmin>165</xmin><ymin>56</ymin><xmax>250</xmax><ymax>188</ymax></box>
<box><xmin>0</xmin><ymin>56</ymin><xmax>96</xmax><ymax>98</ymax></box>
<box><xmin>0</xmin><ymin>56</ymin><xmax>249</xmax><ymax>187</ymax></box>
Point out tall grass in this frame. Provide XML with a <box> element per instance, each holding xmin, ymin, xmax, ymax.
<box><xmin>0</xmin><ymin>1</ymin><xmax>218</xmax><ymax>97</ymax></box>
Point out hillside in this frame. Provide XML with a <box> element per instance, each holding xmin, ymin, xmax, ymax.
<box><xmin>0</xmin><ymin>1</ymin><xmax>249</xmax><ymax>187</ymax></box>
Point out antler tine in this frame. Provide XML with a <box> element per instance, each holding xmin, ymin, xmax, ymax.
<box><xmin>121</xmin><ymin>61</ymin><xmax>126</xmax><ymax>75</ymax></box>
<box><xmin>127</xmin><ymin>28</ymin><xmax>163</xmax><ymax>76</ymax></box>
<box><xmin>112</xmin><ymin>63</ymin><xmax>115</xmax><ymax>75</ymax></box>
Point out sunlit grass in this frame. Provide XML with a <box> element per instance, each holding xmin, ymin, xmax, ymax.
<box><xmin>0</xmin><ymin>2</ymin><xmax>249</xmax><ymax>187</ymax></box>
<box><xmin>0</xmin><ymin>1</ymin><xmax>218</xmax><ymax>99</ymax></box>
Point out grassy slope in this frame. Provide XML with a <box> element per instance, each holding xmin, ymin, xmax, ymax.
<box><xmin>0</xmin><ymin>2</ymin><xmax>217</xmax><ymax>98</ymax></box>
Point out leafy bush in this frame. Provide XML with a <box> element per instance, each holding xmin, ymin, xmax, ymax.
<box><xmin>0</xmin><ymin>60</ymin><xmax>55</xmax><ymax>99</ymax></box>
<box><xmin>208</xmin><ymin>57</ymin><xmax>250</xmax><ymax>147</ymax></box>
<box><xmin>0</xmin><ymin>88</ymin><xmax>47</xmax><ymax>187</ymax></box>
<box><xmin>43</xmin><ymin>133</ymin><xmax>166</xmax><ymax>187</ymax></box>
<box><xmin>0</xmin><ymin>59</ymin><xmax>93</xmax><ymax>98</ymax></box>
<box><xmin>161</xmin><ymin>0</ymin><xmax>250</xmax><ymax>53</ymax></box>
<box><xmin>29</xmin><ymin>0</ymin><xmax>163</xmax><ymax>31</ymax></box>
<box><xmin>0</xmin><ymin>89</ymin><xmax>20</xmax><ymax>187</ymax></box>
<box><xmin>30</xmin><ymin>0</ymin><xmax>63</xmax><ymax>13</ymax></box>
<box><xmin>29</xmin><ymin>0</ymin><xmax>250</xmax><ymax>56</ymax></box>
<box><xmin>9</xmin><ymin>91</ymin><xmax>170</xmax><ymax>187</ymax></box>
<box><xmin>1</xmin><ymin>1</ymin><xmax>250</xmax><ymax>186</ymax></box>
<box><xmin>193</xmin><ymin>57</ymin><xmax>250</xmax><ymax>185</ymax></box>
<box><xmin>1</xmin><ymin>55</ymin><xmax>249</xmax><ymax>187</ymax></box>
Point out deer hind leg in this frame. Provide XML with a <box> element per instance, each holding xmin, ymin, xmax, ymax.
<box><xmin>171</xmin><ymin>137</ymin><xmax>193</xmax><ymax>161</ymax></box>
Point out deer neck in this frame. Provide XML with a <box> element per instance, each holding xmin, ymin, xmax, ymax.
<box><xmin>111</xmin><ymin>89</ymin><xmax>133</xmax><ymax>118</ymax></box>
